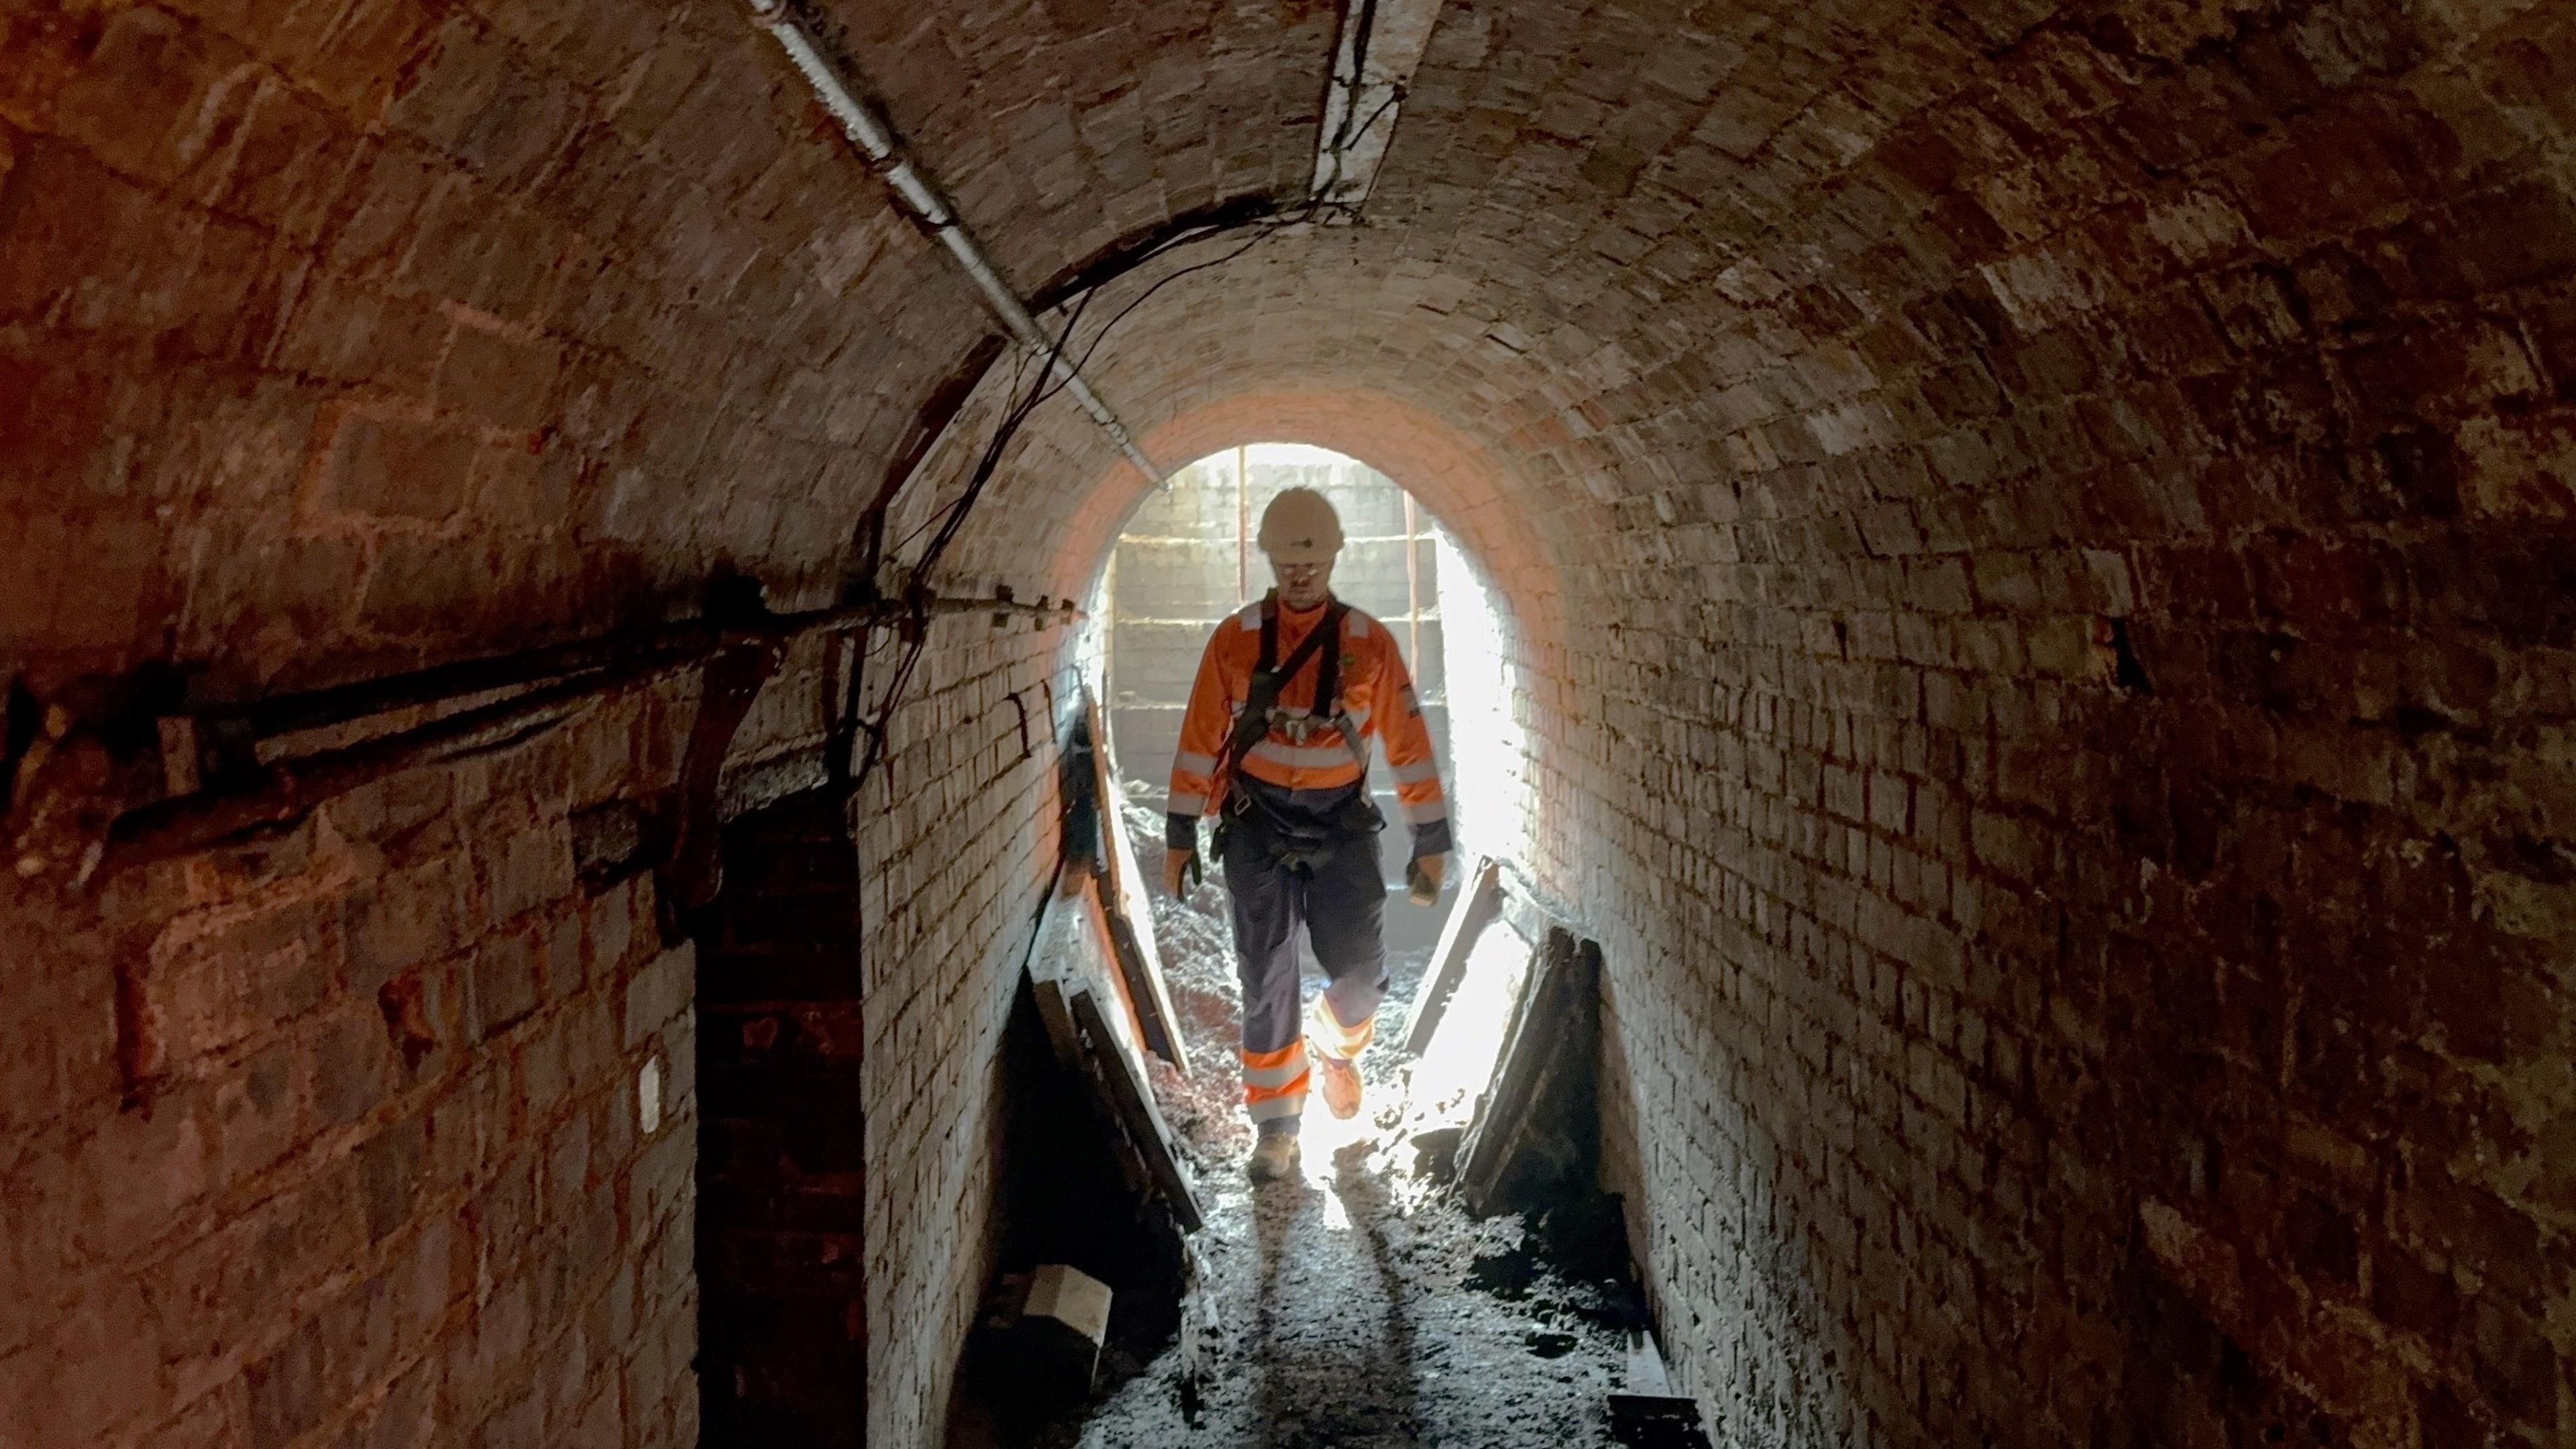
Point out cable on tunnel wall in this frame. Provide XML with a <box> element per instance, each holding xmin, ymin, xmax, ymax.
<box><xmin>836</xmin><ymin>201</ymin><xmax>1364</xmax><ymax>798</ymax></box>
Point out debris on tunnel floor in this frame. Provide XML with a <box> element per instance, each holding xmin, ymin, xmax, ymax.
<box><xmin>987</xmin><ymin>803</ymin><xmax>1659</xmax><ymax>1447</ymax></box>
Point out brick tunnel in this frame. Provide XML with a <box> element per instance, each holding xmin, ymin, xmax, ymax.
<box><xmin>3</xmin><ymin>0</ymin><xmax>2572</xmax><ymax>1444</ymax></box>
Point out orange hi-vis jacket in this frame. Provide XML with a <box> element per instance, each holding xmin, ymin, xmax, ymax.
<box><xmin>1165</xmin><ymin>594</ymin><xmax>1450</xmax><ymax>857</ymax></box>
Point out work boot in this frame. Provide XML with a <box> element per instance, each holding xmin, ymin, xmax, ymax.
<box><xmin>1315</xmin><ymin>1053</ymin><xmax>1363</xmax><ymax>1121</ymax></box>
<box><xmin>1248</xmin><ymin>1128</ymin><xmax>1301</xmax><ymax>1182</ymax></box>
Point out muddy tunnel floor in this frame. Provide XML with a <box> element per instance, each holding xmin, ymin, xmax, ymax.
<box><xmin>962</xmin><ymin>802</ymin><xmax>1644</xmax><ymax>1448</ymax></box>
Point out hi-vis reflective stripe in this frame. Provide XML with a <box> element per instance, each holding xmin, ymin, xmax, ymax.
<box><xmin>1250</xmin><ymin>739</ymin><xmax>1364</xmax><ymax>770</ymax></box>
<box><xmin>1243</xmin><ymin>1040</ymin><xmax>1310</xmax><ymax>1111</ymax></box>
<box><xmin>1248</xmin><ymin>1092</ymin><xmax>1305</xmax><ymax>1122</ymax></box>
<box><xmin>1176</xmin><ymin>750</ymin><xmax>1218</xmax><ymax>775</ymax></box>
<box><xmin>1170</xmin><ymin>790</ymin><xmax>1208</xmax><ymax>816</ymax></box>
<box><xmin>1246</xmin><ymin>1070</ymin><xmax>1310</xmax><ymax>1106</ymax></box>
<box><xmin>1307</xmin><ymin>995</ymin><xmax>1375</xmax><ymax>1060</ymax></box>
<box><xmin>1401</xmin><ymin>798</ymin><xmax>1448</xmax><ymax>826</ymax></box>
<box><xmin>1241</xmin><ymin>1041</ymin><xmax>1307</xmax><ymax>1088</ymax></box>
<box><xmin>1391</xmin><ymin>757</ymin><xmax>1440</xmax><ymax>786</ymax></box>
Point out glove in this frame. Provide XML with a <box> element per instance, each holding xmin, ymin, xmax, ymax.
<box><xmin>1163</xmin><ymin>847</ymin><xmax>1201</xmax><ymax>897</ymax></box>
<box><xmin>1405</xmin><ymin>851</ymin><xmax>1447</xmax><ymax>906</ymax></box>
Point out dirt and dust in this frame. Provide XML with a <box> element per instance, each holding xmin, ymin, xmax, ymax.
<box><xmin>1025</xmin><ymin>803</ymin><xmax>1640</xmax><ymax>1447</ymax></box>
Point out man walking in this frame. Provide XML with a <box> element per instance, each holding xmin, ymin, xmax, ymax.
<box><xmin>1161</xmin><ymin>487</ymin><xmax>1449</xmax><ymax>1181</ymax></box>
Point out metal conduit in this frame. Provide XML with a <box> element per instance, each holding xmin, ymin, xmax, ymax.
<box><xmin>76</xmin><ymin>592</ymin><xmax>1085</xmax><ymax>884</ymax></box>
<box><xmin>746</xmin><ymin>0</ymin><xmax>1163</xmax><ymax>486</ymax></box>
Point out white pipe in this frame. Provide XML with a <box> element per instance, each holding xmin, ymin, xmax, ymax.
<box><xmin>1311</xmin><ymin>0</ymin><xmax>1444</xmax><ymax>210</ymax></box>
<box><xmin>746</xmin><ymin>0</ymin><xmax>1163</xmax><ymax>484</ymax></box>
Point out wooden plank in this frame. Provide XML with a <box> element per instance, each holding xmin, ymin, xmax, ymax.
<box><xmin>1084</xmin><ymin>686</ymin><xmax>1189</xmax><ymax>1071</ymax></box>
<box><xmin>1076</xmin><ymin>870</ymin><xmax>1157</xmax><ymax>1068</ymax></box>
<box><xmin>1607</xmin><ymin>1393</ymin><xmax>1713</xmax><ymax>1449</ymax></box>
<box><xmin>1018</xmin><ymin>863</ymin><xmax>1083</xmax><ymax>1071</ymax></box>
<box><xmin>1407</xmin><ymin>914</ymin><xmax>1536</xmax><ymax>1127</ymax></box>
<box><xmin>1024</xmin><ymin>874</ymin><xmax>1203</xmax><ymax>1232</ymax></box>
<box><xmin>1069</xmin><ymin>985</ymin><xmax>1203</xmax><ymax>1231</ymax></box>
<box><xmin>1030</xmin><ymin>972</ymin><xmax>1081</xmax><ymax>1071</ymax></box>
<box><xmin>1401</xmin><ymin>856</ymin><xmax>1503</xmax><ymax>1055</ymax></box>
<box><xmin>1458</xmin><ymin>930</ymin><xmax>1601</xmax><ymax>1216</ymax></box>
<box><xmin>1623</xmin><ymin>1330</ymin><xmax>1672</xmax><ymax>1395</ymax></box>
<box><xmin>1610</xmin><ymin>1334</ymin><xmax>1711</xmax><ymax>1449</ymax></box>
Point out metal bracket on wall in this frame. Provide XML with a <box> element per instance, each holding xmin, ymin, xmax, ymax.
<box><xmin>655</xmin><ymin>635</ymin><xmax>790</xmax><ymax>939</ymax></box>
<box><xmin>1004</xmin><ymin>688</ymin><xmax>1033</xmax><ymax>763</ymax></box>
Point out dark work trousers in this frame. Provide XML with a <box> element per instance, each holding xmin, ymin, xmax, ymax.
<box><xmin>1220</xmin><ymin>782</ymin><xmax>1389</xmax><ymax>1132</ymax></box>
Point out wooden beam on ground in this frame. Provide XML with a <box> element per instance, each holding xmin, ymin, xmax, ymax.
<box><xmin>1030</xmin><ymin>972</ymin><xmax>1081</xmax><ymax>1071</ymax></box>
<box><xmin>1407</xmin><ymin>912</ymin><xmax>1536</xmax><ymax>1129</ymax></box>
<box><xmin>1083</xmin><ymin>685</ymin><xmax>1188</xmax><ymax>1071</ymax></box>
<box><xmin>1024</xmin><ymin>874</ymin><xmax>1204</xmax><ymax>1233</ymax></box>
<box><xmin>1457</xmin><ymin>929</ymin><xmax>1602</xmax><ymax>1216</ymax></box>
<box><xmin>1069</xmin><ymin>987</ymin><xmax>1203</xmax><ymax>1231</ymax></box>
<box><xmin>1402</xmin><ymin>855</ymin><xmax>1503</xmax><ymax>1054</ymax></box>
<box><xmin>1609</xmin><ymin>1330</ymin><xmax>1712</xmax><ymax>1449</ymax></box>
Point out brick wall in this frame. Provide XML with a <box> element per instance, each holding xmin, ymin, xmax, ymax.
<box><xmin>9</xmin><ymin>0</ymin><xmax>2576</xmax><ymax>1443</ymax></box>
<box><xmin>0</xmin><ymin>604</ymin><xmax>1074</xmax><ymax>1449</ymax></box>
<box><xmin>0</xmin><ymin>689</ymin><xmax>702</xmax><ymax>1449</ymax></box>
<box><xmin>694</xmin><ymin>792</ymin><xmax>867</xmax><ymax>1446</ymax></box>
<box><xmin>853</xmin><ymin>621</ymin><xmax>1081</xmax><ymax>1449</ymax></box>
<box><xmin>945</xmin><ymin>4</ymin><xmax>2576</xmax><ymax>1443</ymax></box>
<box><xmin>0</xmin><ymin>0</ymin><xmax>1343</xmax><ymax>688</ymax></box>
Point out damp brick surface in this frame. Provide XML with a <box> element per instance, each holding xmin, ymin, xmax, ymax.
<box><xmin>3</xmin><ymin>0</ymin><xmax>2573</xmax><ymax>1446</ymax></box>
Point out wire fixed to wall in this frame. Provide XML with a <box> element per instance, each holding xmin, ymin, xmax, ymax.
<box><xmin>0</xmin><ymin>592</ymin><xmax>1083</xmax><ymax>891</ymax></box>
<box><xmin>826</xmin><ymin>188</ymin><xmax>1364</xmax><ymax>800</ymax></box>
<box><xmin>739</xmin><ymin>0</ymin><xmax>1411</xmax><ymax>798</ymax></box>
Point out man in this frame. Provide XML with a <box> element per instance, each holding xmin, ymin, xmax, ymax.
<box><xmin>1161</xmin><ymin>486</ymin><xmax>1450</xmax><ymax>1181</ymax></box>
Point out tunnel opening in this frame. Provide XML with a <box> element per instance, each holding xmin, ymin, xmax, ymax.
<box><xmin>1093</xmin><ymin>441</ymin><xmax>1519</xmax><ymax>951</ymax></box>
<box><xmin>916</xmin><ymin>443</ymin><xmax>1672</xmax><ymax>1446</ymax></box>
<box><xmin>5</xmin><ymin>0</ymin><xmax>2573</xmax><ymax>1444</ymax></box>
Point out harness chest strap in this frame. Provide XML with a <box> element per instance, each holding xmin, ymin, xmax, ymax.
<box><xmin>1247</xmin><ymin>600</ymin><xmax>1368</xmax><ymax>769</ymax></box>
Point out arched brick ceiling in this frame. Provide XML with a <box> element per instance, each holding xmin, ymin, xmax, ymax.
<box><xmin>7</xmin><ymin>0</ymin><xmax>2567</xmax><ymax>696</ymax></box>
<box><xmin>926</xmin><ymin>0</ymin><xmax>2576</xmax><ymax>682</ymax></box>
<box><xmin>798</xmin><ymin>0</ymin><xmax>1339</xmax><ymax>291</ymax></box>
<box><xmin>6</xmin><ymin>1</ymin><xmax>2575</xmax><ymax>1443</ymax></box>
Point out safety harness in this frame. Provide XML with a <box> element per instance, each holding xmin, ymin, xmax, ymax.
<box><xmin>1208</xmin><ymin>594</ymin><xmax>1381</xmax><ymax>873</ymax></box>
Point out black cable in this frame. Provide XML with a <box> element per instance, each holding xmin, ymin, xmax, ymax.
<box><xmin>847</xmin><ymin>194</ymin><xmax>1352</xmax><ymax>796</ymax></box>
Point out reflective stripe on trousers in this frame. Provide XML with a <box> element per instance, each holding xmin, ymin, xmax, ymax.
<box><xmin>1222</xmin><ymin>806</ymin><xmax>1387</xmax><ymax>1126</ymax></box>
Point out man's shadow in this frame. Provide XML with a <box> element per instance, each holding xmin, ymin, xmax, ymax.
<box><xmin>1246</xmin><ymin>1142</ymin><xmax>1420</xmax><ymax>1448</ymax></box>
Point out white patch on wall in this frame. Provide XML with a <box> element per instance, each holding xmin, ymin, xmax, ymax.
<box><xmin>1434</xmin><ymin>526</ymin><xmax>1529</xmax><ymax>866</ymax></box>
<box><xmin>638</xmin><ymin>1055</ymin><xmax>664</xmax><ymax>1137</ymax></box>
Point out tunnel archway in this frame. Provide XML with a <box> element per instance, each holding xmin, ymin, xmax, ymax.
<box><xmin>3</xmin><ymin>1</ymin><xmax>2571</xmax><ymax>1447</ymax></box>
<box><xmin>1047</xmin><ymin>391</ymin><xmax>1581</xmax><ymax>888</ymax></box>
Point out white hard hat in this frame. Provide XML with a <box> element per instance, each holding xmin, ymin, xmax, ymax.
<box><xmin>1256</xmin><ymin>488</ymin><xmax>1343</xmax><ymax>564</ymax></box>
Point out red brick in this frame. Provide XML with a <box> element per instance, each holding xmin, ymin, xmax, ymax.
<box><xmin>317</xmin><ymin>409</ymin><xmax>478</xmax><ymax>519</ymax></box>
<box><xmin>3</xmin><ymin>1</ymin><xmax>2573</xmax><ymax>1444</ymax></box>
